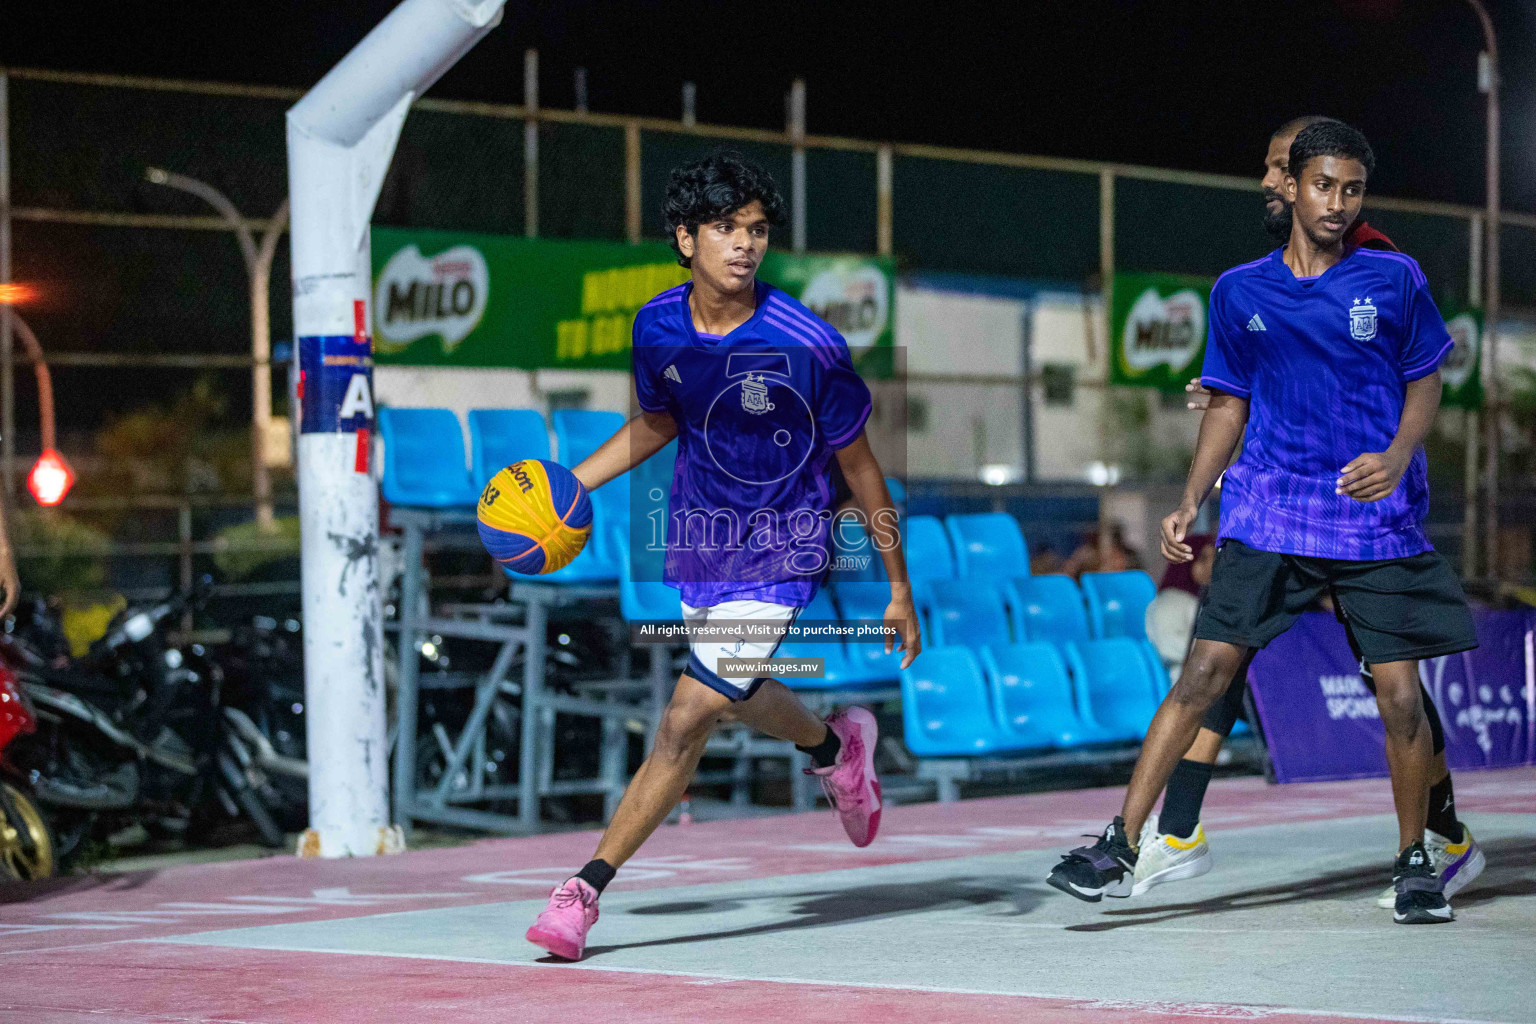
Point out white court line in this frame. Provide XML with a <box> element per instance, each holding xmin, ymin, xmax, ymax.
<box><xmin>968</xmin><ymin>919</ymin><xmax>1407</xmax><ymax>936</ymax></box>
<box><xmin>139</xmin><ymin>937</ymin><xmax>1521</xmax><ymax>1024</ymax></box>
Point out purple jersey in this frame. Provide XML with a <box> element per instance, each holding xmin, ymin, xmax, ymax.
<box><xmin>633</xmin><ymin>280</ymin><xmax>873</xmax><ymax>607</ymax></box>
<box><xmin>1201</xmin><ymin>247</ymin><xmax>1454</xmax><ymax>561</ymax></box>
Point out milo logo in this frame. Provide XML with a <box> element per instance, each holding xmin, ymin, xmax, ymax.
<box><xmin>800</xmin><ymin>264</ymin><xmax>890</xmax><ymax>349</ymax></box>
<box><xmin>374</xmin><ymin>243</ymin><xmax>490</xmax><ymax>353</ymax></box>
<box><xmin>1122</xmin><ymin>286</ymin><xmax>1206</xmax><ymax>375</ymax></box>
<box><xmin>1441</xmin><ymin>313</ymin><xmax>1480</xmax><ymax>390</ymax></box>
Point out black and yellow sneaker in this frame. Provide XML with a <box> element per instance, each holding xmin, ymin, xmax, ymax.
<box><xmin>1393</xmin><ymin>841</ymin><xmax>1453</xmax><ymax>925</ymax></box>
<box><xmin>1047</xmin><ymin>816</ymin><xmax>1137</xmax><ymax>903</ymax></box>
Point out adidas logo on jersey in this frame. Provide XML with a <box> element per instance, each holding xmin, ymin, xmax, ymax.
<box><xmin>1246</xmin><ymin>314</ymin><xmax>1267</xmax><ymax>332</ymax></box>
<box><xmin>664</xmin><ymin>364</ymin><xmax>682</xmax><ymax>384</ymax></box>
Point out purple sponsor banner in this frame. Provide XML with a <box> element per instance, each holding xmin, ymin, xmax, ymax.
<box><xmin>1248</xmin><ymin>609</ymin><xmax>1535</xmax><ymax>784</ymax></box>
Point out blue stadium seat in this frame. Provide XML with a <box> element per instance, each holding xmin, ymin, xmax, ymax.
<box><xmin>1135</xmin><ymin>638</ymin><xmax>1173</xmax><ymax>699</ymax></box>
<box><xmin>377</xmin><ymin>407</ymin><xmax>478</xmax><ymax>508</ymax></box>
<box><xmin>1080</xmin><ymin>570</ymin><xmax>1158</xmax><ymax>640</ymax></box>
<box><xmin>906</xmin><ymin>515</ymin><xmax>956</xmax><ymax>582</ymax></box>
<box><xmin>468</xmin><ymin>409</ymin><xmax>550</xmax><ymax>490</ymax></box>
<box><xmin>552</xmin><ymin>409</ymin><xmax>625</xmax><ymax>466</ymax></box>
<box><xmin>1063</xmin><ymin>638</ymin><xmax>1163</xmax><ymax>742</ymax></box>
<box><xmin>827</xmin><ymin>585</ymin><xmax>905</xmax><ymax>683</ymax></box>
<box><xmin>924</xmin><ymin>579</ymin><xmax>1013</xmax><ymax>649</ymax></box>
<box><xmin>612</xmin><ymin>527</ymin><xmax>680</xmax><ymax>624</ymax></box>
<box><xmin>900</xmin><ymin>647</ymin><xmax>1022</xmax><ymax>757</ymax></box>
<box><xmin>1005</xmin><ymin>574</ymin><xmax>1091</xmax><ymax>648</ymax></box>
<box><xmin>980</xmin><ymin>643</ymin><xmax>1097</xmax><ymax>749</ymax></box>
<box><xmin>775</xmin><ymin>591</ymin><xmax>864</xmax><ymax>691</ymax></box>
<box><xmin>832</xmin><ymin>512</ymin><xmax>952</xmax><ymax>605</ymax></box>
<box><xmin>540</xmin><ymin>410</ymin><xmax>627</xmax><ymax>583</ymax></box>
<box><xmin>884</xmin><ymin>477</ymin><xmax>906</xmax><ymax>506</ymax></box>
<box><xmin>945</xmin><ymin>513</ymin><xmax>1029</xmax><ymax>580</ymax></box>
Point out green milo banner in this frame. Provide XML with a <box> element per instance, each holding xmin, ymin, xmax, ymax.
<box><xmin>370</xmin><ymin>226</ymin><xmax>894</xmax><ymax>370</ymax></box>
<box><xmin>1438</xmin><ymin>306</ymin><xmax>1483</xmax><ymax>410</ymax></box>
<box><xmin>1109</xmin><ymin>272</ymin><xmax>1214</xmax><ymax>389</ymax></box>
<box><xmin>1111</xmin><ymin>271</ymin><xmax>1484</xmax><ymax>407</ymax></box>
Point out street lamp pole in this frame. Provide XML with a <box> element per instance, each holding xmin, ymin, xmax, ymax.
<box><xmin>1466</xmin><ymin>0</ymin><xmax>1500</xmax><ymax>581</ymax></box>
<box><xmin>145</xmin><ymin>169</ymin><xmax>288</xmax><ymax>528</ymax></box>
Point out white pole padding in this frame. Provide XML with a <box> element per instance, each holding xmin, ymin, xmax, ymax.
<box><xmin>287</xmin><ymin>0</ymin><xmax>505</xmax><ymax>858</ymax></box>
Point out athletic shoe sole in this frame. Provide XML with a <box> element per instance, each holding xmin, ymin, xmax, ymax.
<box><xmin>1131</xmin><ymin>846</ymin><xmax>1213</xmax><ymax>895</ymax></box>
<box><xmin>525</xmin><ymin>925</ymin><xmax>583</xmax><ymax>961</ymax></box>
<box><xmin>1047</xmin><ymin>871</ymin><xmax>1134</xmax><ymax>903</ymax></box>
<box><xmin>1394</xmin><ymin>903</ymin><xmax>1454</xmax><ymax>925</ymax></box>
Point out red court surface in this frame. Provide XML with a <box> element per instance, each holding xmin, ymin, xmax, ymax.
<box><xmin>3</xmin><ymin>768</ymin><xmax>1533</xmax><ymax>1024</ymax></box>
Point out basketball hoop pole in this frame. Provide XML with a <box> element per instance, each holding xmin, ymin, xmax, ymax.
<box><xmin>287</xmin><ymin>0</ymin><xmax>505</xmax><ymax>858</ymax></box>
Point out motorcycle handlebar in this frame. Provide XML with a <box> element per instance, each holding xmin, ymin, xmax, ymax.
<box><xmin>91</xmin><ymin>575</ymin><xmax>216</xmax><ymax>658</ymax></box>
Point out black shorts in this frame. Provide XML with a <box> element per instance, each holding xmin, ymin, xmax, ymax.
<box><xmin>1193</xmin><ymin>539</ymin><xmax>1477</xmax><ymax>664</ymax></box>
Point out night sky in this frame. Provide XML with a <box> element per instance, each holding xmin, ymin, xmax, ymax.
<box><xmin>5</xmin><ymin>0</ymin><xmax>1534</xmax><ymax>210</ymax></box>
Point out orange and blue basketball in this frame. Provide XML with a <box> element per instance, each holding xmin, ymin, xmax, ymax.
<box><xmin>476</xmin><ymin>459</ymin><xmax>592</xmax><ymax>575</ymax></box>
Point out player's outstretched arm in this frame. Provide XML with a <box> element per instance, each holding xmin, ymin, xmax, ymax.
<box><xmin>572</xmin><ymin>410</ymin><xmax>677</xmax><ymax>492</ymax></box>
<box><xmin>1162</xmin><ymin>391</ymin><xmax>1249</xmax><ymax>564</ymax></box>
<box><xmin>1337</xmin><ymin>371</ymin><xmax>1441</xmax><ymax>503</ymax></box>
<box><xmin>835</xmin><ymin>432</ymin><xmax>921</xmax><ymax>668</ymax></box>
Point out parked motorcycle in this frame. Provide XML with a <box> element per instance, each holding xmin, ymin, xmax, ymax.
<box><xmin>0</xmin><ymin>660</ymin><xmax>53</xmax><ymax>881</ymax></box>
<box><xmin>3</xmin><ymin>579</ymin><xmax>292</xmax><ymax>865</ymax></box>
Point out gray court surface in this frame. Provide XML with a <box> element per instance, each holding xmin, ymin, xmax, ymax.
<box><xmin>158</xmin><ymin>814</ymin><xmax>1536</xmax><ymax>1024</ymax></box>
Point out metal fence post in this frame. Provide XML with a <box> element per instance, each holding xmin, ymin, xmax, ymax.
<box><xmin>0</xmin><ymin>71</ymin><xmax>13</xmax><ymax>500</ymax></box>
<box><xmin>625</xmin><ymin>121</ymin><xmax>641</xmax><ymax>245</ymax></box>
<box><xmin>517</xmin><ymin>594</ymin><xmax>547</xmax><ymax>831</ymax></box>
<box><xmin>789</xmin><ymin>79</ymin><xmax>806</xmax><ymax>253</ymax></box>
<box><xmin>524</xmin><ymin>49</ymin><xmax>539</xmax><ymax>239</ymax></box>
<box><xmin>1097</xmin><ymin>168</ymin><xmax>1115</xmax><ymax>367</ymax></box>
<box><xmin>876</xmin><ymin>144</ymin><xmax>893</xmax><ymax>258</ymax></box>
<box><xmin>1464</xmin><ymin>213</ymin><xmax>1482</xmax><ymax>577</ymax></box>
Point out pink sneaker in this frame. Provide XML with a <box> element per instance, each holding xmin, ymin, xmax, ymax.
<box><xmin>525</xmin><ymin>877</ymin><xmax>600</xmax><ymax>960</ymax></box>
<box><xmin>807</xmin><ymin>706</ymin><xmax>882</xmax><ymax>847</ymax></box>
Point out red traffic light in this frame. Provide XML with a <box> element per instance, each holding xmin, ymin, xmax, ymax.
<box><xmin>27</xmin><ymin>450</ymin><xmax>75</xmax><ymax>507</ymax></box>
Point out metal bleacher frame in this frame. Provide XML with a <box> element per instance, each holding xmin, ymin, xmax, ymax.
<box><xmin>388</xmin><ymin>504</ymin><xmax>828</xmax><ymax>834</ymax></box>
<box><xmin>389</xmin><ymin>506</ymin><xmax>642</xmax><ymax>835</ymax></box>
<box><xmin>917</xmin><ymin>746</ymin><xmax>1144</xmax><ymax>804</ymax></box>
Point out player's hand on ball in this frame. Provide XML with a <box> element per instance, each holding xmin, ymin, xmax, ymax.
<box><xmin>885</xmin><ymin>589</ymin><xmax>922</xmax><ymax>669</ymax></box>
<box><xmin>1337</xmin><ymin>451</ymin><xmax>1408</xmax><ymax>503</ymax></box>
<box><xmin>1185</xmin><ymin>376</ymin><xmax>1211</xmax><ymax>411</ymax></box>
<box><xmin>1161</xmin><ymin>503</ymin><xmax>1199</xmax><ymax>563</ymax></box>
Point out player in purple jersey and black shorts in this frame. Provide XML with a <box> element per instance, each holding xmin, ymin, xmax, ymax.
<box><xmin>1136</xmin><ymin>118</ymin><xmax>1484</xmax><ymax>907</ymax></box>
<box><xmin>526</xmin><ymin>153</ymin><xmax>921</xmax><ymax>961</ymax></box>
<box><xmin>1048</xmin><ymin>121</ymin><xmax>1476</xmax><ymax>925</ymax></box>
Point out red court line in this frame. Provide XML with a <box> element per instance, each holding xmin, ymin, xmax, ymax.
<box><xmin>0</xmin><ymin>941</ymin><xmax>1458</xmax><ymax>1024</ymax></box>
<box><xmin>0</xmin><ymin>767</ymin><xmax>1529</xmax><ymax>955</ymax></box>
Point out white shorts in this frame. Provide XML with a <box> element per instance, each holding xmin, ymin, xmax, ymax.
<box><xmin>681</xmin><ymin>598</ymin><xmax>800</xmax><ymax>701</ymax></box>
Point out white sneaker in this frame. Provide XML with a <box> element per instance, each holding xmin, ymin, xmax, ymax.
<box><xmin>1374</xmin><ymin>824</ymin><xmax>1486</xmax><ymax>909</ymax></box>
<box><xmin>1133</xmin><ymin>813</ymin><xmax>1213</xmax><ymax>895</ymax></box>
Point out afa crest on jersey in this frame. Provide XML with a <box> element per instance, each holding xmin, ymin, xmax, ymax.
<box><xmin>740</xmin><ymin>373</ymin><xmax>775</xmax><ymax>414</ymax></box>
<box><xmin>1349</xmin><ymin>297</ymin><xmax>1378</xmax><ymax>341</ymax></box>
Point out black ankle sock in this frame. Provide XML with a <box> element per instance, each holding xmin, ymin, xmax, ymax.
<box><xmin>574</xmin><ymin>859</ymin><xmax>616</xmax><ymax>894</ymax></box>
<box><xmin>797</xmin><ymin>726</ymin><xmax>842</xmax><ymax>769</ymax></box>
<box><xmin>1426</xmin><ymin>774</ymin><xmax>1461</xmax><ymax>842</ymax></box>
<box><xmin>1160</xmin><ymin>759</ymin><xmax>1215</xmax><ymax>840</ymax></box>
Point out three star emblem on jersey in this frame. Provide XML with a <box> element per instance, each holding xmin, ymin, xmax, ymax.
<box><xmin>1246</xmin><ymin>314</ymin><xmax>1267</xmax><ymax>332</ymax></box>
<box><xmin>740</xmin><ymin>373</ymin><xmax>775</xmax><ymax>414</ymax></box>
<box><xmin>1350</xmin><ymin>297</ymin><xmax>1378</xmax><ymax>341</ymax></box>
